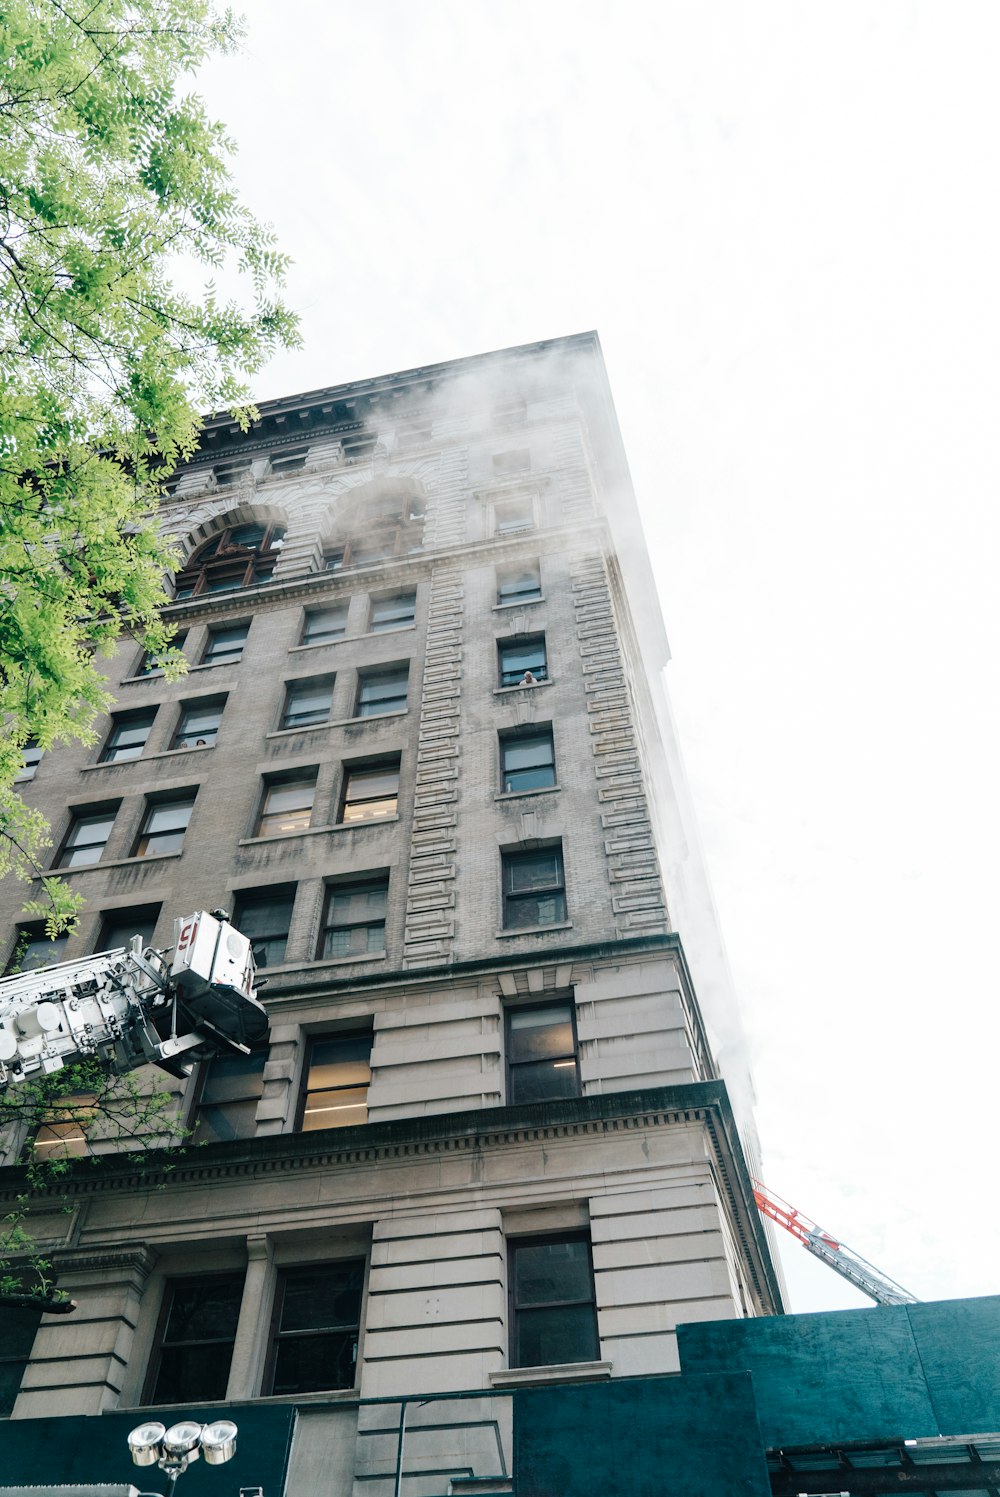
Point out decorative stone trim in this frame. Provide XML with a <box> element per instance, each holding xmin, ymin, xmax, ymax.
<box><xmin>403</xmin><ymin>566</ymin><xmax>464</xmax><ymax>967</ymax></box>
<box><xmin>570</xmin><ymin>554</ymin><xmax>669</xmax><ymax>937</ymax></box>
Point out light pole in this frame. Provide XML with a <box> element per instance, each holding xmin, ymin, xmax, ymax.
<box><xmin>127</xmin><ymin>1419</ymin><xmax>239</xmax><ymax>1493</ymax></box>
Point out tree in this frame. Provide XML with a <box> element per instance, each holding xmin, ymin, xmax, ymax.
<box><xmin>0</xmin><ymin>0</ymin><xmax>300</xmax><ymax>927</ymax></box>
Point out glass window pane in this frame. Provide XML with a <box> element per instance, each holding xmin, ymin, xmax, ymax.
<box><xmin>163</xmin><ymin>1275</ymin><xmax>245</xmax><ymax>1343</ymax></box>
<box><xmin>509</xmin><ymin>1007</ymin><xmax>573</xmax><ymax>1061</ymax></box>
<box><xmin>234</xmin><ymin>891</ymin><xmax>295</xmax><ymax>939</ymax></box>
<box><xmin>280</xmin><ymin>1264</ymin><xmax>365</xmax><ymax>1333</ymax></box>
<box><xmin>506</xmin><ymin>850</ymin><xmax>562</xmax><ymax>893</ymax></box>
<box><xmin>146</xmin><ymin>801</ymin><xmax>193</xmax><ymax>834</ymax></box>
<box><xmin>194</xmin><ymin>1099</ymin><xmax>259</xmax><ymax>1144</ymax></box>
<box><xmin>506</xmin><ymin>892</ymin><xmax>567</xmax><ymax>927</ymax></box>
<box><xmin>9</xmin><ymin>931</ymin><xmax>68</xmax><ymax>973</ymax></box>
<box><xmin>283</xmin><ymin>680</ymin><xmax>333</xmax><ymax>727</ymax></box>
<box><xmin>499</xmin><ymin>639</ymin><xmax>547</xmax><ymax>684</ymax></box>
<box><xmin>514</xmin><ymin>1239</ymin><xmax>593</xmax><ymax>1306</ymax></box>
<box><xmin>371</xmin><ymin>592</ymin><xmax>416</xmax><ymax>630</ymax></box>
<box><xmin>97</xmin><ymin>910</ymin><xmax>158</xmax><ymax>953</ymax></box>
<box><xmin>509</xmin><ymin>1058</ymin><xmax>579</xmax><ymax>1105</ymax></box>
<box><xmin>498</xmin><ymin>565</ymin><xmax>542</xmax><ymax>604</ymax></box>
<box><xmin>301</xmin><ymin>1087</ymin><xmax>369</xmax><ymax>1129</ymax></box>
<box><xmin>270</xmin><ymin>1331</ymin><xmax>356</xmax><ymax>1395</ymax></box>
<box><xmin>303</xmin><ymin>605</ymin><xmax>348</xmax><ymax>644</ymax></box>
<box><xmin>357</xmin><ymin>670</ymin><xmax>408</xmax><ymax>715</ymax></box>
<box><xmin>199</xmin><ymin>1051</ymin><xmax>266</xmax><ymax>1106</ymax></box>
<box><xmin>328</xmin><ymin>884</ymin><xmax>387</xmax><ymax>921</ymax></box>
<box><xmin>516</xmin><ymin>1304</ymin><xmax>598</xmax><ymax>1367</ymax></box>
<box><xmin>204</xmin><ymin>625</ymin><xmax>248</xmax><ymax>663</ymax></box>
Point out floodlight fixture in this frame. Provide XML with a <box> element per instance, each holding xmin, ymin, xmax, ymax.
<box><xmin>162</xmin><ymin>1422</ymin><xmax>204</xmax><ymax>1459</ymax></box>
<box><xmin>201</xmin><ymin>1420</ymin><xmax>238</xmax><ymax>1465</ymax></box>
<box><xmin>127</xmin><ymin>1423</ymin><xmax>167</xmax><ymax>1467</ymax></box>
<box><xmin>126</xmin><ymin>1418</ymin><xmax>239</xmax><ymax>1490</ymax></box>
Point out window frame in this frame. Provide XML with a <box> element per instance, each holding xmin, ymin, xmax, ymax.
<box><xmin>261</xmin><ymin>1260</ymin><xmax>366</xmax><ymax>1397</ymax></box>
<box><xmin>498</xmin><ymin>635</ymin><xmax>548</xmax><ymax>689</ymax></box>
<box><xmin>501</xmin><ymin>844</ymin><xmax>567</xmax><ymax>930</ymax></box>
<box><xmin>14</xmin><ymin>741</ymin><xmax>42</xmax><ymax>783</ymax></box>
<box><xmin>255</xmin><ymin>772</ymin><xmax>318</xmax><ymax>839</ymax></box>
<box><xmin>132</xmin><ymin>791</ymin><xmax>196</xmax><ymax>859</ymax></box>
<box><xmin>172</xmin><ymin>522</ymin><xmax>285</xmax><ymax>600</ymax></box>
<box><xmin>95</xmin><ymin>905</ymin><xmax>161</xmax><ymax>955</ymax></box>
<box><xmin>301</xmin><ymin>603</ymin><xmax>349</xmax><ymax>646</ymax></box>
<box><xmin>296</xmin><ymin>1030</ymin><xmax>373</xmax><ymax>1132</ymax></box>
<box><xmin>369</xmin><ymin>590</ymin><xmax>416</xmax><ymax>633</ymax></box>
<box><xmin>281</xmin><ymin>675</ymin><xmax>335</xmax><ymax>731</ymax></box>
<box><xmin>202</xmin><ymin>622</ymin><xmax>250</xmax><ymax>667</ymax></box>
<box><xmin>191</xmin><ymin>1046</ymin><xmax>268</xmax><ymax>1143</ymax></box>
<box><xmin>58</xmin><ymin>803</ymin><xmax>119</xmax><ymax>869</ymax></box>
<box><xmin>142</xmin><ymin>1271</ymin><xmax>246</xmax><ymax>1408</ymax></box>
<box><xmin>505</xmin><ymin>1000</ymin><xmax>580</xmax><ymax>1106</ymax></box>
<box><xmin>6</xmin><ymin>925</ymin><xmax>69</xmax><ymax>975</ymax></box>
<box><xmin>499</xmin><ymin>725</ymin><xmax>556</xmax><ymax>794</ymax></box>
<box><xmin>508</xmin><ymin>1233</ymin><xmax>599</xmax><ymax>1369</ymax></box>
<box><xmin>338</xmin><ymin>758</ymin><xmax>401</xmax><ymax>824</ymax></box>
<box><xmin>171</xmin><ymin>695</ymin><xmax>226</xmax><ymax>751</ymax></box>
<box><xmin>496</xmin><ymin>561</ymin><xmax>542</xmax><ymax>608</ymax></box>
<box><xmin>100</xmin><ymin>708</ymin><xmax>157</xmax><ymax>764</ymax></box>
<box><xmin>492</xmin><ymin>493</ymin><xmax>537</xmax><ymax>536</ymax></box>
<box><xmin>354</xmin><ymin>664</ymin><xmax>409</xmax><ymax>719</ymax></box>
<box><xmin>232</xmin><ymin>883</ymin><xmax>297</xmax><ymax>966</ymax></box>
<box><xmin>136</xmin><ymin>632</ymin><xmax>188</xmax><ymax>677</ymax></box>
<box><xmin>318</xmin><ymin>875</ymin><xmax>389</xmax><ymax>960</ymax></box>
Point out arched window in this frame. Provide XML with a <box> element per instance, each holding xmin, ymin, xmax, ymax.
<box><xmin>174</xmin><ymin>520</ymin><xmax>286</xmax><ymax>599</ymax></box>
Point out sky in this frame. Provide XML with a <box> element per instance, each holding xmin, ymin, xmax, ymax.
<box><xmin>195</xmin><ymin>1</ymin><xmax>1000</xmax><ymax>1313</ymax></box>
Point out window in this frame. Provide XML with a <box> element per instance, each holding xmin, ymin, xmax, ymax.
<box><xmin>502</xmin><ymin>845</ymin><xmax>567</xmax><ymax>929</ymax></box>
<box><xmin>14</xmin><ymin>741</ymin><xmax>42</xmax><ymax>783</ymax></box>
<box><xmin>324</xmin><ymin>547</ymin><xmax>345</xmax><ymax>572</ymax></box>
<box><xmin>101</xmin><ymin>709</ymin><xmax>156</xmax><ymax>763</ymax></box>
<box><xmin>509</xmin><ymin>1236</ymin><xmax>599</xmax><ymax>1368</ymax></box>
<box><xmin>319</xmin><ymin>877</ymin><xmax>388</xmax><ymax>959</ymax></box>
<box><xmin>269</xmin><ymin>445</ymin><xmax>308</xmax><ymax>475</ymax></box>
<box><xmin>212</xmin><ymin>457</ymin><xmax>252</xmax><ymax>488</ymax></box>
<box><xmin>498</xmin><ymin>636</ymin><xmax>547</xmax><ymax>688</ymax></box>
<box><xmin>282</xmin><ymin>677</ymin><xmax>334</xmax><ymax>730</ymax></box>
<box><xmin>0</xmin><ymin>1305</ymin><xmax>39</xmax><ymax>1416</ymax></box>
<box><xmin>58</xmin><ymin>804</ymin><xmax>118</xmax><ymax>867</ymax></box>
<box><xmin>256</xmin><ymin>774</ymin><xmax>317</xmax><ymax>838</ymax></box>
<box><xmin>96</xmin><ymin>905</ymin><xmax>160</xmax><ymax>954</ymax></box>
<box><xmin>497</xmin><ymin>561</ymin><xmax>542</xmax><ymax>607</ymax></box>
<box><xmin>32</xmin><ymin>1091</ymin><xmax>97</xmax><ymax>1161</ymax></box>
<box><xmin>172</xmin><ymin>695</ymin><xmax>226</xmax><ymax>750</ymax></box>
<box><xmin>370</xmin><ymin>591</ymin><xmax>416</xmax><ymax>632</ymax></box>
<box><xmin>493</xmin><ymin>496</ymin><xmax>535</xmax><ymax>535</ymax></box>
<box><xmin>202</xmin><ymin>622</ymin><xmax>249</xmax><ymax>666</ymax></box>
<box><xmin>232</xmin><ymin>885</ymin><xmax>296</xmax><ymax>966</ymax></box>
<box><xmin>339</xmin><ymin>760</ymin><xmax>400</xmax><ymax>823</ymax></box>
<box><xmin>298</xmin><ymin>1032</ymin><xmax>372</xmax><ymax>1130</ymax></box>
<box><xmin>6</xmin><ymin>926</ymin><xmax>68</xmax><ymax>974</ymax></box>
<box><xmin>193</xmin><ymin>1049</ymin><xmax>267</xmax><ymax>1142</ymax></box>
<box><xmin>493</xmin><ymin>448</ymin><xmax>530</xmax><ymax>475</ymax></box>
<box><xmin>302</xmin><ymin>603</ymin><xmax>348</xmax><ymax>645</ymax></box>
<box><xmin>355</xmin><ymin>665</ymin><xmax>408</xmax><ymax>718</ymax></box>
<box><xmin>264</xmin><ymin>1262</ymin><xmax>365</xmax><ymax>1395</ymax></box>
<box><xmin>173</xmin><ymin>522</ymin><xmax>285</xmax><ymax>599</ymax></box>
<box><xmin>138</xmin><ymin>632</ymin><xmax>187</xmax><ymax>675</ymax></box>
<box><xmin>506</xmin><ymin>1003</ymin><xmax>579</xmax><ymax>1105</ymax></box>
<box><xmin>500</xmin><ymin>727</ymin><xmax>555</xmax><ymax>793</ymax></box>
<box><xmin>146</xmin><ymin>1273</ymin><xmax>245</xmax><ymax>1406</ymax></box>
<box><xmin>133</xmin><ymin>793</ymin><xmax>195</xmax><ymax>857</ymax></box>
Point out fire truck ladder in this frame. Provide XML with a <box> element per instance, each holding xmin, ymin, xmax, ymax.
<box><xmin>752</xmin><ymin>1180</ymin><xmax>919</xmax><ymax>1307</ymax></box>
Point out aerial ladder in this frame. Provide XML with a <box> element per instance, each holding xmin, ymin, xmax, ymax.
<box><xmin>753</xmin><ymin>1180</ymin><xmax>918</xmax><ymax>1307</ymax></box>
<box><xmin>0</xmin><ymin>909</ymin><xmax>268</xmax><ymax>1092</ymax></box>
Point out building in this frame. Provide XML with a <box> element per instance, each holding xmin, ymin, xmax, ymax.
<box><xmin>0</xmin><ymin>333</ymin><xmax>782</xmax><ymax>1492</ymax></box>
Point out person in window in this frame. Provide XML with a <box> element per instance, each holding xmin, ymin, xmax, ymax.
<box><xmin>520</xmin><ymin>669</ymin><xmax>538</xmax><ymax>686</ymax></box>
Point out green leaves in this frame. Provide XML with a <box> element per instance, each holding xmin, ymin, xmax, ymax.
<box><xmin>0</xmin><ymin>0</ymin><xmax>299</xmax><ymax>924</ymax></box>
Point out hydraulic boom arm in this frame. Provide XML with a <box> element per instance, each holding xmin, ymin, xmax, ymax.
<box><xmin>0</xmin><ymin>910</ymin><xmax>268</xmax><ymax>1090</ymax></box>
<box><xmin>753</xmin><ymin>1180</ymin><xmax>918</xmax><ymax>1307</ymax></box>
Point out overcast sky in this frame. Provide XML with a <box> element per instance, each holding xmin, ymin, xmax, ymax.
<box><xmin>196</xmin><ymin>2</ymin><xmax>1000</xmax><ymax>1312</ymax></box>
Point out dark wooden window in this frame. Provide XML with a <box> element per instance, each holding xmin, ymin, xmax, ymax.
<box><xmin>96</xmin><ymin>905</ymin><xmax>160</xmax><ymax>954</ymax></box>
<box><xmin>263</xmin><ymin>1262</ymin><xmax>365</xmax><ymax>1395</ymax></box>
<box><xmin>509</xmin><ymin>1235</ymin><xmax>598</xmax><ymax>1368</ymax></box>
<box><xmin>498</xmin><ymin>636</ymin><xmax>547</xmax><ymax>687</ymax></box>
<box><xmin>202</xmin><ymin>623</ymin><xmax>249</xmax><ymax>666</ymax></box>
<box><xmin>58</xmin><ymin>804</ymin><xmax>119</xmax><ymax>868</ymax></box>
<box><xmin>506</xmin><ymin>1002</ymin><xmax>579</xmax><ymax>1105</ymax></box>
<box><xmin>500</xmin><ymin>727</ymin><xmax>555</xmax><ymax>793</ymax></box>
<box><xmin>502</xmin><ymin>846</ymin><xmax>566</xmax><ymax>929</ymax></box>
<box><xmin>298</xmin><ymin>1033</ymin><xmax>372</xmax><ymax>1131</ymax></box>
<box><xmin>319</xmin><ymin>878</ymin><xmax>388</xmax><ymax>959</ymax></box>
<box><xmin>173</xmin><ymin>522</ymin><xmax>285</xmax><ymax>599</ymax></box>
<box><xmin>145</xmin><ymin>1273</ymin><xmax>245</xmax><ymax>1405</ymax></box>
<box><xmin>233</xmin><ymin>885</ymin><xmax>296</xmax><ymax>967</ymax></box>
<box><xmin>101</xmin><ymin>709</ymin><xmax>156</xmax><ymax>763</ymax></box>
<box><xmin>193</xmin><ymin>1050</ymin><xmax>267</xmax><ymax>1143</ymax></box>
<box><xmin>171</xmin><ymin>696</ymin><xmax>226</xmax><ymax>750</ymax></box>
<box><xmin>133</xmin><ymin>792</ymin><xmax>195</xmax><ymax>857</ymax></box>
<box><xmin>339</xmin><ymin>761</ymin><xmax>400</xmax><ymax>823</ymax></box>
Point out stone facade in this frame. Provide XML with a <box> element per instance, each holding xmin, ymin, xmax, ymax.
<box><xmin>0</xmin><ymin>335</ymin><xmax>780</xmax><ymax>1493</ymax></box>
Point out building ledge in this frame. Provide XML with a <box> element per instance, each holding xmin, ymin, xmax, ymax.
<box><xmin>489</xmin><ymin>1360</ymin><xmax>612</xmax><ymax>1389</ymax></box>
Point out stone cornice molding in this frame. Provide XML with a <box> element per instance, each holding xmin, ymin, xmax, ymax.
<box><xmin>50</xmin><ymin>1244</ymin><xmax>156</xmax><ymax>1279</ymax></box>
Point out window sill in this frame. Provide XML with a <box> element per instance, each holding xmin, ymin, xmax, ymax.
<box><xmin>81</xmin><ymin>745</ymin><xmax>214</xmax><ymax>772</ymax></box>
<box><xmin>489</xmin><ymin>1361</ymin><xmax>612</xmax><ymax>1389</ymax></box>
<box><xmin>494</xmin><ymin>680</ymin><xmax>553</xmax><ymax>696</ymax></box>
<box><xmin>494</xmin><ymin>785</ymin><xmax>560</xmax><ymax>802</ymax></box>
<box><xmin>188</xmin><ymin>658</ymin><xmax>244</xmax><ymax>673</ymax></box>
<box><xmin>266</xmin><ymin>710</ymin><xmax>408</xmax><ymax>742</ymax></box>
<box><xmin>307</xmin><ymin>952</ymin><xmax>387</xmax><ymax>971</ymax></box>
<box><xmin>493</xmin><ymin>596</ymin><xmax>544</xmax><ymax>611</ymax></box>
<box><xmin>44</xmin><ymin>851</ymin><xmax>184</xmax><ymax>878</ymax></box>
<box><xmin>495</xmin><ymin>921</ymin><xmax>573</xmax><ymax>939</ymax></box>
<box><xmin>366</xmin><ymin>622</ymin><xmax>417</xmax><ymax>637</ymax></box>
<box><xmin>289</xmin><ymin>639</ymin><xmax>347</xmax><ymax>654</ymax></box>
<box><xmin>239</xmin><ymin>816</ymin><xmax>399</xmax><ymax>847</ymax></box>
